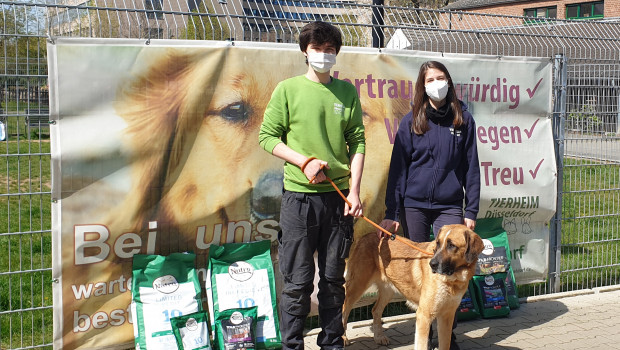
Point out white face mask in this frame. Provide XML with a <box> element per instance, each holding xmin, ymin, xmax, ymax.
<box><xmin>425</xmin><ymin>80</ymin><xmax>449</xmax><ymax>102</ymax></box>
<box><xmin>306</xmin><ymin>52</ymin><xmax>337</xmax><ymax>73</ymax></box>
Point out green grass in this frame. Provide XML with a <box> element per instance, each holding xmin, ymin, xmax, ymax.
<box><xmin>0</xmin><ymin>137</ymin><xmax>53</xmax><ymax>349</ymax></box>
<box><xmin>0</xmin><ymin>134</ymin><xmax>618</xmax><ymax>348</ymax></box>
<box><xmin>556</xmin><ymin>158</ymin><xmax>620</xmax><ymax>291</ymax></box>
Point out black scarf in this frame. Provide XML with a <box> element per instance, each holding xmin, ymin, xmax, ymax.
<box><xmin>426</xmin><ymin>102</ymin><xmax>453</xmax><ymax>125</ymax></box>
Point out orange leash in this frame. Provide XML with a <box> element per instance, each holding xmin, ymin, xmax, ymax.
<box><xmin>309</xmin><ymin>165</ymin><xmax>434</xmax><ymax>256</ymax></box>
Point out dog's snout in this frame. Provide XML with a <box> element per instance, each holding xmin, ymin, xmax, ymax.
<box><xmin>429</xmin><ymin>257</ymin><xmax>440</xmax><ymax>272</ymax></box>
<box><xmin>251</xmin><ymin>171</ymin><xmax>283</xmax><ymax>221</ymax></box>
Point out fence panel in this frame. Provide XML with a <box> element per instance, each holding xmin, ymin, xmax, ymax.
<box><xmin>1</xmin><ymin>0</ymin><xmax>619</xmax><ymax>348</ymax></box>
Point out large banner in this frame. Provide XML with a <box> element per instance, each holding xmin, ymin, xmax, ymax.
<box><xmin>49</xmin><ymin>38</ymin><xmax>554</xmax><ymax>349</ymax></box>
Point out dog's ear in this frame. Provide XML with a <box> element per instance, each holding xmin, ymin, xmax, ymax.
<box><xmin>465</xmin><ymin>229</ymin><xmax>484</xmax><ymax>264</ymax></box>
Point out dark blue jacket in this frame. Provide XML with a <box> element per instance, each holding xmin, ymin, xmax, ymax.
<box><xmin>384</xmin><ymin>101</ymin><xmax>480</xmax><ymax>221</ymax></box>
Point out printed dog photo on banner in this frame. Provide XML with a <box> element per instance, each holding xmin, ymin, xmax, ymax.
<box><xmin>56</xmin><ymin>42</ymin><xmax>416</xmax><ymax>349</ymax></box>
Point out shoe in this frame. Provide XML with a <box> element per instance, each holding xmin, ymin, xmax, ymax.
<box><xmin>427</xmin><ymin>325</ymin><xmax>434</xmax><ymax>350</ymax></box>
<box><xmin>450</xmin><ymin>332</ymin><xmax>460</xmax><ymax>350</ymax></box>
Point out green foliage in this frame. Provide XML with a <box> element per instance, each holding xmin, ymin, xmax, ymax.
<box><xmin>0</xmin><ymin>5</ymin><xmax>47</xmax><ymax>61</ymax></box>
<box><xmin>567</xmin><ymin>104</ymin><xmax>603</xmax><ymax>133</ymax></box>
<box><xmin>333</xmin><ymin>15</ymin><xmax>365</xmax><ymax>47</ymax></box>
<box><xmin>180</xmin><ymin>2</ymin><xmax>230</xmax><ymax>41</ymax></box>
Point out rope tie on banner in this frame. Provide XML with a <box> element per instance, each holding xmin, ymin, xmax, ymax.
<box><xmin>307</xmin><ymin>162</ymin><xmax>434</xmax><ymax>257</ymax></box>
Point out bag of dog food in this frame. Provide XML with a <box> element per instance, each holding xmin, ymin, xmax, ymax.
<box><xmin>132</xmin><ymin>252</ymin><xmax>202</xmax><ymax>350</ymax></box>
<box><xmin>472</xmin><ymin>273</ymin><xmax>510</xmax><ymax>318</ymax></box>
<box><xmin>456</xmin><ymin>281</ymin><xmax>481</xmax><ymax>321</ymax></box>
<box><xmin>215</xmin><ymin>306</ymin><xmax>258</xmax><ymax>350</ymax></box>
<box><xmin>476</xmin><ymin>234</ymin><xmax>510</xmax><ymax>275</ymax></box>
<box><xmin>171</xmin><ymin>311</ymin><xmax>212</xmax><ymax>350</ymax></box>
<box><xmin>207</xmin><ymin>240</ymin><xmax>281</xmax><ymax>349</ymax></box>
<box><xmin>504</xmin><ymin>268</ymin><xmax>520</xmax><ymax>310</ymax></box>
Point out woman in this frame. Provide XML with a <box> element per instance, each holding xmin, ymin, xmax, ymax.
<box><xmin>379</xmin><ymin>60</ymin><xmax>480</xmax><ymax>241</ymax></box>
<box><xmin>378</xmin><ymin>60</ymin><xmax>481</xmax><ymax>350</ymax></box>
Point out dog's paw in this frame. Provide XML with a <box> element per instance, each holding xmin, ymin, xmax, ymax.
<box><xmin>374</xmin><ymin>334</ymin><xmax>390</xmax><ymax>346</ymax></box>
<box><xmin>343</xmin><ymin>335</ymin><xmax>351</xmax><ymax>346</ymax></box>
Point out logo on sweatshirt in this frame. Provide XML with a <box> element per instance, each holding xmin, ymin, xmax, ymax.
<box><xmin>450</xmin><ymin>127</ymin><xmax>462</xmax><ymax>137</ymax></box>
<box><xmin>333</xmin><ymin>103</ymin><xmax>344</xmax><ymax>115</ymax></box>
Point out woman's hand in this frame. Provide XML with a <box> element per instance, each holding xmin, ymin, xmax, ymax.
<box><xmin>377</xmin><ymin>219</ymin><xmax>399</xmax><ymax>239</ymax></box>
<box><xmin>464</xmin><ymin>218</ymin><xmax>476</xmax><ymax>231</ymax></box>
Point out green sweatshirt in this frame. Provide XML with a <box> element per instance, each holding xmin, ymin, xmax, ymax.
<box><xmin>259</xmin><ymin>75</ymin><xmax>365</xmax><ymax>193</ymax></box>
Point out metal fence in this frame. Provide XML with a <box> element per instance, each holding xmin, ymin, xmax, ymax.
<box><xmin>1</xmin><ymin>0</ymin><xmax>619</xmax><ymax>348</ymax></box>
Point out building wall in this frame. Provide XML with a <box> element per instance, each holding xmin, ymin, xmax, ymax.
<box><xmin>440</xmin><ymin>0</ymin><xmax>619</xmax><ymax>30</ymax></box>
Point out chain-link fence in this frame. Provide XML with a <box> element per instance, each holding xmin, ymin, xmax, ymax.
<box><xmin>1</xmin><ymin>0</ymin><xmax>619</xmax><ymax>348</ymax></box>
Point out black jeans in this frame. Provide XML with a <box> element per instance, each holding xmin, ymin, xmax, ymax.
<box><xmin>402</xmin><ymin>206</ymin><xmax>463</xmax><ymax>331</ymax></box>
<box><xmin>278</xmin><ymin>190</ymin><xmax>353</xmax><ymax>350</ymax></box>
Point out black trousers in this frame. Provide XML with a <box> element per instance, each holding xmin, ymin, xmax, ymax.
<box><xmin>402</xmin><ymin>206</ymin><xmax>463</xmax><ymax>331</ymax></box>
<box><xmin>278</xmin><ymin>190</ymin><xmax>353</xmax><ymax>350</ymax></box>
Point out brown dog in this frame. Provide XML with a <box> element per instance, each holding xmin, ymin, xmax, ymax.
<box><xmin>342</xmin><ymin>224</ymin><xmax>484</xmax><ymax>350</ymax></box>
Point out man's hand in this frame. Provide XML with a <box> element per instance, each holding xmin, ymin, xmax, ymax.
<box><xmin>377</xmin><ymin>219</ymin><xmax>399</xmax><ymax>239</ymax></box>
<box><xmin>303</xmin><ymin>158</ymin><xmax>329</xmax><ymax>184</ymax></box>
<box><xmin>464</xmin><ymin>218</ymin><xmax>476</xmax><ymax>230</ymax></box>
<box><xmin>344</xmin><ymin>191</ymin><xmax>363</xmax><ymax>217</ymax></box>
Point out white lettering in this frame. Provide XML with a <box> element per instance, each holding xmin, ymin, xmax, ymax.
<box><xmin>74</xmin><ymin>224</ymin><xmax>110</xmax><ymax>265</ymax></box>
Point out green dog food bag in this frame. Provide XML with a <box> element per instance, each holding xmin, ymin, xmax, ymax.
<box><xmin>505</xmin><ymin>268</ymin><xmax>520</xmax><ymax>310</ymax></box>
<box><xmin>475</xmin><ymin>219</ymin><xmax>511</xmax><ymax>275</ymax></box>
<box><xmin>208</xmin><ymin>240</ymin><xmax>281</xmax><ymax>349</ymax></box>
<box><xmin>472</xmin><ymin>273</ymin><xmax>510</xmax><ymax>318</ymax></box>
<box><xmin>215</xmin><ymin>306</ymin><xmax>258</xmax><ymax>350</ymax></box>
<box><xmin>171</xmin><ymin>311</ymin><xmax>211</xmax><ymax>350</ymax></box>
<box><xmin>132</xmin><ymin>252</ymin><xmax>202</xmax><ymax>350</ymax></box>
<box><xmin>456</xmin><ymin>281</ymin><xmax>481</xmax><ymax>321</ymax></box>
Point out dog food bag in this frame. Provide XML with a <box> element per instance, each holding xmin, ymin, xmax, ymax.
<box><xmin>472</xmin><ymin>273</ymin><xmax>510</xmax><ymax>318</ymax></box>
<box><xmin>456</xmin><ymin>281</ymin><xmax>481</xmax><ymax>321</ymax></box>
<box><xmin>505</xmin><ymin>268</ymin><xmax>520</xmax><ymax>310</ymax></box>
<box><xmin>132</xmin><ymin>252</ymin><xmax>203</xmax><ymax>350</ymax></box>
<box><xmin>171</xmin><ymin>311</ymin><xmax>212</xmax><ymax>350</ymax></box>
<box><xmin>475</xmin><ymin>224</ymin><xmax>511</xmax><ymax>275</ymax></box>
<box><xmin>215</xmin><ymin>306</ymin><xmax>258</xmax><ymax>350</ymax></box>
<box><xmin>208</xmin><ymin>240</ymin><xmax>281</xmax><ymax>349</ymax></box>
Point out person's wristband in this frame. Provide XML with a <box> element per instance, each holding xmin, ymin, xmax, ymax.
<box><xmin>300</xmin><ymin>157</ymin><xmax>316</xmax><ymax>173</ymax></box>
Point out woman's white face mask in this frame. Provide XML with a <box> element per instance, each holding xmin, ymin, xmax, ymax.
<box><xmin>307</xmin><ymin>52</ymin><xmax>337</xmax><ymax>73</ymax></box>
<box><xmin>425</xmin><ymin>80</ymin><xmax>449</xmax><ymax>102</ymax></box>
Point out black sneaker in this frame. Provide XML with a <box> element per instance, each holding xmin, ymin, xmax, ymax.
<box><xmin>450</xmin><ymin>332</ymin><xmax>460</xmax><ymax>350</ymax></box>
<box><xmin>427</xmin><ymin>325</ymin><xmax>434</xmax><ymax>350</ymax></box>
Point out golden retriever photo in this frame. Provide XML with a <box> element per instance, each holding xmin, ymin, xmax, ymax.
<box><xmin>56</xmin><ymin>42</ymin><xmax>418</xmax><ymax>348</ymax></box>
<box><xmin>342</xmin><ymin>224</ymin><xmax>484</xmax><ymax>350</ymax></box>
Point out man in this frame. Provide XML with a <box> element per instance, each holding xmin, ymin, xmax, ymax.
<box><xmin>259</xmin><ymin>21</ymin><xmax>365</xmax><ymax>350</ymax></box>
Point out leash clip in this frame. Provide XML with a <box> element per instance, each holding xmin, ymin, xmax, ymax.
<box><xmin>389</xmin><ymin>233</ymin><xmax>396</xmax><ymax>240</ymax></box>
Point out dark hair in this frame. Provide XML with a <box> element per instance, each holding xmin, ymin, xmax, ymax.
<box><xmin>299</xmin><ymin>21</ymin><xmax>343</xmax><ymax>54</ymax></box>
<box><xmin>411</xmin><ymin>61</ymin><xmax>464</xmax><ymax>135</ymax></box>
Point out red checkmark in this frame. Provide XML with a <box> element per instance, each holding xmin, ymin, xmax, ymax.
<box><xmin>526</xmin><ymin>78</ymin><xmax>543</xmax><ymax>98</ymax></box>
<box><xmin>525</xmin><ymin>78</ymin><xmax>543</xmax><ymax>98</ymax></box>
<box><xmin>529</xmin><ymin>159</ymin><xmax>544</xmax><ymax>179</ymax></box>
<box><xmin>524</xmin><ymin>119</ymin><xmax>539</xmax><ymax>139</ymax></box>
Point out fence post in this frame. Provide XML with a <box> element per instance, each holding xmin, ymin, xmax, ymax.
<box><xmin>372</xmin><ymin>0</ymin><xmax>384</xmax><ymax>48</ymax></box>
<box><xmin>616</xmin><ymin>78</ymin><xmax>620</xmax><ymax>135</ymax></box>
<box><xmin>550</xmin><ymin>54</ymin><xmax>567</xmax><ymax>294</ymax></box>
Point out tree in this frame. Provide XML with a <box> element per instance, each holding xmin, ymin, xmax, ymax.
<box><xmin>1</xmin><ymin>3</ymin><xmax>47</xmax><ymax>63</ymax></box>
<box><xmin>180</xmin><ymin>0</ymin><xmax>230</xmax><ymax>41</ymax></box>
<box><xmin>387</xmin><ymin>0</ymin><xmax>455</xmax><ymax>8</ymax></box>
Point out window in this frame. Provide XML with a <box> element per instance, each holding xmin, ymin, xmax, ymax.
<box><xmin>145</xmin><ymin>0</ymin><xmax>163</xmax><ymax>19</ymax></box>
<box><xmin>566</xmin><ymin>1</ymin><xmax>604</xmax><ymax>19</ymax></box>
<box><xmin>523</xmin><ymin>6</ymin><xmax>557</xmax><ymax>20</ymax></box>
